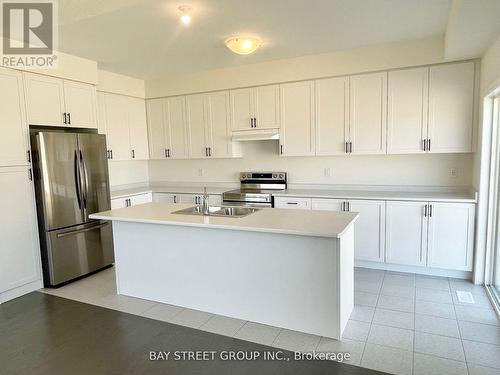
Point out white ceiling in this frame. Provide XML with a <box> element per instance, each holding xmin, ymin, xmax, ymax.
<box><xmin>58</xmin><ymin>0</ymin><xmax>453</xmax><ymax>79</ymax></box>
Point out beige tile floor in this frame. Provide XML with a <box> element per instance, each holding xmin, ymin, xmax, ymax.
<box><xmin>39</xmin><ymin>267</ymin><xmax>500</xmax><ymax>375</ymax></box>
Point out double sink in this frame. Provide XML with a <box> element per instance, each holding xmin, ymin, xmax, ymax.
<box><xmin>173</xmin><ymin>205</ymin><xmax>260</xmax><ymax>218</ymax></box>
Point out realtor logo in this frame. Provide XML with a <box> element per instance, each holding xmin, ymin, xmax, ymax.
<box><xmin>1</xmin><ymin>0</ymin><xmax>58</xmax><ymax>68</ymax></box>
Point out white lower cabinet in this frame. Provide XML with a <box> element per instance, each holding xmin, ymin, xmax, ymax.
<box><xmin>311</xmin><ymin>198</ymin><xmax>385</xmax><ymax>263</ymax></box>
<box><xmin>385</xmin><ymin>201</ymin><xmax>428</xmax><ymax>266</ymax></box>
<box><xmin>386</xmin><ymin>200</ymin><xmax>475</xmax><ymax>271</ymax></box>
<box><xmin>0</xmin><ymin>167</ymin><xmax>41</xmax><ymax>300</ymax></box>
<box><xmin>274</xmin><ymin>197</ymin><xmax>311</xmax><ymax>209</ymax></box>
<box><xmin>111</xmin><ymin>193</ymin><xmax>152</xmax><ymax>209</ymax></box>
<box><xmin>427</xmin><ymin>202</ymin><xmax>475</xmax><ymax>271</ymax></box>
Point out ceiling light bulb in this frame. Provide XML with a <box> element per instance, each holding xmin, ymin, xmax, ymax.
<box><xmin>225</xmin><ymin>36</ymin><xmax>262</xmax><ymax>55</ymax></box>
<box><xmin>180</xmin><ymin>14</ymin><xmax>191</xmax><ymax>25</ymax></box>
<box><xmin>178</xmin><ymin>5</ymin><xmax>192</xmax><ymax>25</ymax></box>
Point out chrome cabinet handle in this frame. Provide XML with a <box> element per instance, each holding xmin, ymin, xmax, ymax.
<box><xmin>287</xmin><ymin>202</ymin><xmax>298</xmax><ymax>205</ymax></box>
<box><xmin>427</xmin><ymin>139</ymin><xmax>431</xmax><ymax>151</ymax></box>
<box><xmin>280</xmin><ymin>145</ymin><xmax>283</xmax><ymax>155</ymax></box>
<box><xmin>205</xmin><ymin>147</ymin><xmax>208</xmax><ymax>157</ymax></box>
<box><xmin>68</xmin><ymin>113</ymin><xmax>71</xmax><ymax>125</ymax></box>
<box><xmin>423</xmin><ymin>139</ymin><xmax>427</xmax><ymax>151</ymax></box>
<box><xmin>209</xmin><ymin>147</ymin><xmax>212</xmax><ymax>157</ymax></box>
<box><xmin>63</xmin><ymin>113</ymin><xmax>67</xmax><ymax>124</ymax></box>
<box><xmin>131</xmin><ymin>149</ymin><xmax>135</xmax><ymax>159</ymax></box>
<box><xmin>424</xmin><ymin>204</ymin><xmax>428</xmax><ymax>217</ymax></box>
<box><xmin>345</xmin><ymin>142</ymin><xmax>348</xmax><ymax>153</ymax></box>
<box><xmin>349</xmin><ymin>142</ymin><xmax>353</xmax><ymax>153</ymax></box>
<box><xmin>254</xmin><ymin>118</ymin><xmax>257</xmax><ymax>128</ymax></box>
<box><xmin>429</xmin><ymin>204</ymin><xmax>433</xmax><ymax>217</ymax></box>
<box><xmin>173</xmin><ymin>195</ymin><xmax>177</xmax><ymax>203</ymax></box>
<box><xmin>110</xmin><ymin>150</ymin><xmax>113</xmax><ymax>159</ymax></box>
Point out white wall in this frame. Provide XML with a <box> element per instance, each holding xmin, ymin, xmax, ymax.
<box><xmin>108</xmin><ymin>161</ymin><xmax>149</xmax><ymax>187</ymax></box>
<box><xmin>145</xmin><ymin>35</ymin><xmax>445</xmax><ymax>98</ymax></box>
<box><xmin>149</xmin><ymin>142</ymin><xmax>472</xmax><ymax>188</ymax></box>
<box><xmin>97</xmin><ymin>69</ymin><xmax>145</xmax><ymax>98</ymax></box>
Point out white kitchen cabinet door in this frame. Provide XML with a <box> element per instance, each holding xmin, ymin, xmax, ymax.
<box><xmin>230</xmin><ymin>88</ymin><xmax>254</xmax><ymax>131</ymax></box>
<box><xmin>349</xmin><ymin>200</ymin><xmax>386</xmax><ymax>263</ymax></box>
<box><xmin>153</xmin><ymin>193</ymin><xmax>175</xmax><ymax>203</ymax></box>
<box><xmin>311</xmin><ymin>198</ymin><xmax>344</xmax><ymax>211</ymax></box>
<box><xmin>63</xmin><ymin>81</ymin><xmax>97</xmax><ymax>129</ymax></box>
<box><xmin>349</xmin><ymin>72</ymin><xmax>387</xmax><ymax>154</ymax></box>
<box><xmin>209</xmin><ymin>194</ymin><xmax>222</xmax><ymax>206</ymax></box>
<box><xmin>111</xmin><ymin>197</ymin><xmax>127</xmax><ymax>209</ymax></box>
<box><xmin>166</xmin><ymin>96</ymin><xmax>188</xmax><ymax>159</ymax></box>
<box><xmin>279</xmin><ymin>81</ymin><xmax>315</xmax><ymax>156</ymax></box>
<box><xmin>128</xmin><ymin>97</ymin><xmax>149</xmax><ymax>160</ymax></box>
<box><xmin>24</xmin><ymin>73</ymin><xmax>65</xmax><ymax>126</ymax></box>
<box><xmin>103</xmin><ymin>93</ymin><xmax>131</xmax><ymax>161</ymax></box>
<box><xmin>96</xmin><ymin>92</ymin><xmax>107</xmax><ymax>135</ymax></box>
<box><xmin>387</xmin><ymin>67</ymin><xmax>428</xmax><ymax>154</ymax></box>
<box><xmin>0</xmin><ymin>167</ymin><xmax>41</xmax><ymax>293</ymax></box>
<box><xmin>315</xmin><ymin>77</ymin><xmax>349</xmax><ymax>155</ymax></box>
<box><xmin>186</xmin><ymin>94</ymin><xmax>208</xmax><ymax>159</ymax></box>
<box><xmin>274</xmin><ymin>197</ymin><xmax>312</xmax><ymax>210</ymax></box>
<box><xmin>178</xmin><ymin>194</ymin><xmax>200</xmax><ymax>204</ymax></box>
<box><xmin>255</xmin><ymin>84</ymin><xmax>280</xmax><ymax>129</ymax></box>
<box><xmin>0</xmin><ymin>68</ymin><xmax>28</xmax><ymax>167</ymax></box>
<box><xmin>130</xmin><ymin>193</ymin><xmax>152</xmax><ymax>206</ymax></box>
<box><xmin>427</xmin><ymin>202</ymin><xmax>475</xmax><ymax>271</ymax></box>
<box><xmin>206</xmin><ymin>91</ymin><xmax>231</xmax><ymax>158</ymax></box>
<box><xmin>428</xmin><ymin>62</ymin><xmax>475</xmax><ymax>153</ymax></box>
<box><xmin>385</xmin><ymin>201</ymin><xmax>427</xmax><ymax>266</ymax></box>
<box><xmin>146</xmin><ymin>98</ymin><xmax>167</xmax><ymax>159</ymax></box>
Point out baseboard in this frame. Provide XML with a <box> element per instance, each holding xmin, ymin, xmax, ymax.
<box><xmin>355</xmin><ymin>261</ymin><xmax>472</xmax><ymax>280</ymax></box>
<box><xmin>0</xmin><ymin>279</ymin><xmax>43</xmax><ymax>303</ymax></box>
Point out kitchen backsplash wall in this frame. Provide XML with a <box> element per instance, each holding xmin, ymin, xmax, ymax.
<box><xmin>148</xmin><ymin>141</ymin><xmax>473</xmax><ymax>188</ymax></box>
<box><xmin>108</xmin><ymin>160</ymin><xmax>149</xmax><ymax>187</ymax></box>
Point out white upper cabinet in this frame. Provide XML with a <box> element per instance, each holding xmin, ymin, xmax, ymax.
<box><xmin>386</xmin><ymin>201</ymin><xmax>427</xmax><ymax>266</ymax></box>
<box><xmin>128</xmin><ymin>97</ymin><xmax>149</xmax><ymax>160</ymax></box>
<box><xmin>254</xmin><ymin>85</ymin><xmax>280</xmax><ymax>129</ymax></box>
<box><xmin>96</xmin><ymin>92</ymin><xmax>107</xmax><ymax>135</ymax></box>
<box><xmin>24</xmin><ymin>73</ymin><xmax>65</xmax><ymax>126</ymax></box>
<box><xmin>24</xmin><ymin>72</ymin><xmax>97</xmax><ymax>128</ymax></box>
<box><xmin>186</xmin><ymin>91</ymin><xmax>238</xmax><ymax>159</ymax></box>
<box><xmin>349</xmin><ymin>200</ymin><xmax>386</xmax><ymax>263</ymax></box>
<box><xmin>315</xmin><ymin>76</ymin><xmax>349</xmax><ymax>155</ymax></box>
<box><xmin>102</xmin><ymin>93</ymin><xmax>131</xmax><ymax>161</ymax></box>
<box><xmin>99</xmin><ymin>92</ymin><xmax>149</xmax><ymax>161</ymax></box>
<box><xmin>147</xmin><ymin>97</ymin><xmax>189</xmax><ymax>160</ymax></box>
<box><xmin>349</xmin><ymin>72</ymin><xmax>387</xmax><ymax>154</ymax></box>
<box><xmin>279</xmin><ymin>80</ymin><xmax>315</xmax><ymax>156</ymax></box>
<box><xmin>230</xmin><ymin>85</ymin><xmax>280</xmax><ymax>131</ymax></box>
<box><xmin>0</xmin><ymin>167</ymin><xmax>41</xmax><ymax>294</ymax></box>
<box><xmin>186</xmin><ymin>94</ymin><xmax>208</xmax><ymax>159</ymax></box>
<box><xmin>230</xmin><ymin>88</ymin><xmax>254</xmax><ymax>131</ymax></box>
<box><xmin>206</xmin><ymin>91</ymin><xmax>232</xmax><ymax>158</ymax></box>
<box><xmin>165</xmin><ymin>97</ymin><xmax>188</xmax><ymax>159</ymax></box>
<box><xmin>427</xmin><ymin>202</ymin><xmax>475</xmax><ymax>271</ymax></box>
<box><xmin>63</xmin><ymin>81</ymin><xmax>97</xmax><ymax>128</ymax></box>
<box><xmin>0</xmin><ymin>68</ymin><xmax>28</xmax><ymax>167</ymax></box>
<box><xmin>387</xmin><ymin>67</ymin><xmax>428</xmax><ymax>154</ymax></box>
<box><xmin>146</xmin><ymin>98</ymin><xmax>166</xmax><ymax>159</ymax></box>
<box><xmin>428</xmin><ymin>62</ymin><xmax>475</xmax><ymax>153</ymax></box>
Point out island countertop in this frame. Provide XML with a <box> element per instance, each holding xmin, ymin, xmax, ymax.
<box><xmin>90</xmin><ymin>202</ymin><xmax>358</xmax><ymax>238</ymax></box>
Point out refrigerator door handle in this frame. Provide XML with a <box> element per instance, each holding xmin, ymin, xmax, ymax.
<box><xmin>79</xmin><ymin>150</ymin><xmax>89</xmax><ymax>209</ymax></box>
<box><xmin>56</xmin><ymin>221</ymin><xmax>109</xmax><ymax>238</ymax></box>
<box><xmin>74</xmin><ymin>150</ymin><xmax>82</xmax><ymax>209</ymax></box>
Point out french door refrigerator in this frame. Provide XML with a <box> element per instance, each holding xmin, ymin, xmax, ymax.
<box><xmin>30</xmin><ymin>129</ymin><xmax>114</xmax><ymax>287</ymax></box>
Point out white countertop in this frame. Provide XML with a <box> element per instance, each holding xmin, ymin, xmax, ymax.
<box><xmin>110</xmin><ymin>185</ymin><xmax>229</xmax><ymax>199</ymax></box>
<box><xmin>110</xmin><ymin>184</ymin><xmax>476</xmax><ymax>203</ymax></box>
<box><xmin>273</xmin><ymin>189</ymin><xmax>477</xmax><ymax>203</ymax></box>
<box><xmin>90</xmin><ymin>203</ymin><xmax>358</xmax><ymax>238</ymax></box>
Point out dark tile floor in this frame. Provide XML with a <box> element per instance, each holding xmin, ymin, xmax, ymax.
<box><xmin>1</xmin><ymin>293</ymin><xmax>385</xmax><ymax>375</ymax></box>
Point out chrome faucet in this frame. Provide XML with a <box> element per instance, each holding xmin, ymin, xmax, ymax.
<box><xmin>202</xmin><ymin>187</ymin><xmax>209</xmax><ymax>215</ymax></box>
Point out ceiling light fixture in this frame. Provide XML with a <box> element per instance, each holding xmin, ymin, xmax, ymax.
<box><xmin>178</xmin><ymin>5</ymin><xmax>191</xmax><ymax>25</ymax></box>
<box><xmin>225</xmin><ymin>36</ymin><xmax>262</xmax><ymax>55</ymax></box>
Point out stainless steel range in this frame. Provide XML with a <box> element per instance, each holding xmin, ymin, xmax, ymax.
<box><xmin>223</xmin><ymin>172</ymin><xmax>287</xmax><ymax>208</ymax></box>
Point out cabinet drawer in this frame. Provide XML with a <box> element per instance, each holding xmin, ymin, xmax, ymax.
<box><xmin>274</xmin><ymin>197</ymin><xmax>311</xmax><ymax>209</ymax></box>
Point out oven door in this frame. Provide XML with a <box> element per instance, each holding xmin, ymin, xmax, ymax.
<box><xmin>222</xmin><ymin>200</ymin><xmax>273</xmax><ymax>208</ymax></box>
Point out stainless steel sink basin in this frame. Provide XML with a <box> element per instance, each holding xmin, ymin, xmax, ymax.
<box><xmin>172</xmin><ymin>205</ymin><xmax>260</xmax><ymax>218</ymax></box>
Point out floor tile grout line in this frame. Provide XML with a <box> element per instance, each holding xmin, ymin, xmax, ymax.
<box><xmin>412</xmin><ymin>276</ymin><xmax>416</xmax><ymax>375</ymax></box>
<box><xmin>451</xmin><ymin>281</ymin><xmax>471</xmax><ymax>375</ymax></box>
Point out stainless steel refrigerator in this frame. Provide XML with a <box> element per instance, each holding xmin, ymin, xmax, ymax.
<box><xmin>30</xmin><ymin>128</ymin><xmax>114</xmax><ymax>287</ymax></box>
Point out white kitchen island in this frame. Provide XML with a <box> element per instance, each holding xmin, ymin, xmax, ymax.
<box><xmin>90</xmin><ymin>203</ymin><xmax>358</xmax><ymax>339</ymax></box>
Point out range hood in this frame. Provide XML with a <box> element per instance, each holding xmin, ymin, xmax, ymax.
<box><xmin>231</xmin><ymin>129</ymin><xmax>280</xmax><ymax>141</ymax></box>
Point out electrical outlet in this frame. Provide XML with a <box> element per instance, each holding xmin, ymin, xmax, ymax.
<box><xmin>450</xmin><ymin>168</ymin><xmax>458</xmax><ymax>178</ymax></box>
<box><xmin>198</xmin><ymin>168</ymin><xmax>204</xmax><ymax>177</ymax></box>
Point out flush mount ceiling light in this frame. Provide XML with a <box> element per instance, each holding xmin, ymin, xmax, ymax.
<box><xmin>178</xmin><ymin>5</ymin><xmax>192</xmax><ymax>25</ymax></box>
<box><xmin>225</xmin><ymin>36</ymin><xmax>262</xmax><ymax>55</ymax></box>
